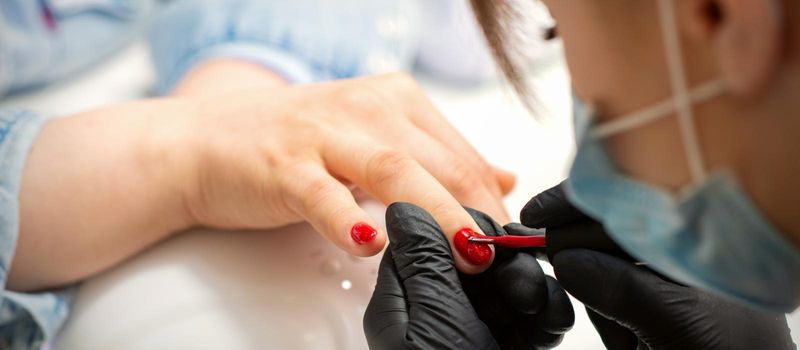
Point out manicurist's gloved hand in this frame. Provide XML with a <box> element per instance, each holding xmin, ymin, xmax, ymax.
<box><xmin>517</xmin><ymin>182</ymin><xmax>796</xmax><ymax>350</ymax></box>
<box><xmin>364</xmin><ymin>203</ymin><xmax>573</xmax><ymax>349</ymax></box>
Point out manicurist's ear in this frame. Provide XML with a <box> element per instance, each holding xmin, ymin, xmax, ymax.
<box><xmin>689</xmin><ymin>0</ymin><xmax>785</xmax><ymax>96</ymax></box>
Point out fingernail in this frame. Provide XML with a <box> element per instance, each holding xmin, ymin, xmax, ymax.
<box><xmin>454</xmin><ymin>228</ymin><xmax>493</xmax><ymax>265</ymax></box>
<box><xmin>351</xmin><ymin>222</ymin><xmax>377</xmax><ymax>245</ymax></box>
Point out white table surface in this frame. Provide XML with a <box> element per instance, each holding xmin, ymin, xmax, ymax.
<box><xmin>3</xmin><ymin>41</ymin><xmax>797</xmax><ymax>349</ymax></box>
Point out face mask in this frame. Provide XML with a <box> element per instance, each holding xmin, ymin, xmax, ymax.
<box><xmin>564</xmin><ymin>0</ymin><xmax>800</xmax><ymax>313</ymax></box>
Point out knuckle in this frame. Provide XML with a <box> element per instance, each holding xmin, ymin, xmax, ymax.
<box><xmin>475</xmin><ymin>160</ymin><xmax>494</xmax><ymax>179</ymax></box>
<box><xmin>260</xmin><ymin>149</ymin><xmax>293</xmax><ymax>169</ymax></box>
<box><xmin>365</xmin><ymin>150</ymin><xmax>416</xmax><ymax>190</ymax></box>
<box><xmin>301</xmin><ymin>177</ymin><xmax>339</xmax><ymax>213</ymax></box>
<box><xmin>324</xmin><ymin>206</ymin><xmax>353</xmax><ymax>234</ymax></box>
<box><xmin>333</xmin><ymin>85</ymin><xmax>387</xmax><ymax>118</ymax></box>
<box><xmin>288</xmin><ymin>114</ymin><xmax>323</xmax><ymax>134</ymax></box>
<box><xmin>446</xmin><ymin>163</ymin><xmax>484</xmax><ymax>198</ymax></box>
<box><xmin>475</xmin><ymin>161</ymin><xmax>498</xmax><ymax>188</ymax></box>
<box><xmin>375</xmin><ymin>72</ymin><xmax>424</xmax><ymax>101</ymax></box>
<box><xmin>425</xmin><ymin>199</ymin><xmax>458</xmax><ymax>225</ymax></box>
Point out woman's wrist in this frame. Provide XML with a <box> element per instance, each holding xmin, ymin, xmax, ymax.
<box><xmin>171</xmin><ymin>58</ymin><xmax>289</xmax><ymax>96</ymax></box>
<box><xmin>10</xmin><ymin>99</ymin><xmax>203</xmax><ymax>290</ymax></box>
<box><xmin>163</xmin><ymin>59</ymin><xmax>291</xmax><ymax>228</ymax></box>
<box><xmin>140</xmin><ymin>97</ymin><xmax>204</xmax><ymax>232</ymax></box>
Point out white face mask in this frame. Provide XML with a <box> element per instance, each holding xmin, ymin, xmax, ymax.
<box><xmin>564</xmin><ymin>0</ymin><xmax>800</xmax><ymax>313</ymax></box>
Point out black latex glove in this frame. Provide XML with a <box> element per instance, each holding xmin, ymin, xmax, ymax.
<box><xmin>516</xmin><ymin>181</ymin><xmax>796</xmax><ymax>350</ymax></box>
<box><xmin>364</xmin><ymin>202</ymin><xmax>574</xmax><ymax>350</ymax></box>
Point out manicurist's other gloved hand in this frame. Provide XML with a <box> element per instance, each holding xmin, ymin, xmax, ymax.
<box><xmin>363</xmin><ymin>203</ymin><xmax>573</xmax><ymax>350</ymax></box>
<box><xmin>518</xmin><ymin>182</ymin><xmax>796</xmax><ymax>350</ymax></box>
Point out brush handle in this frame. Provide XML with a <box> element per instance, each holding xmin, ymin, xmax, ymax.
<box><xmin>470</xmin><ymin>235</ymin><xmax>546</xmax><ymax>248</ymax></box>
<box><xmin>503</xmin><ymin>222</ymin><xmax>636</xmax><ymax>263</ymax></box>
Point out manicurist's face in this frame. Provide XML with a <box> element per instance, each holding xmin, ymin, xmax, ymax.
<box><xmin>541</xmin><ymin>0</ymin><xmax>708</xmax><ymax>189</ymax></box>
<box><xmin>539</xmin><ymin>0</ymin><xmax>800</xmax><ymax>242</ymax></box>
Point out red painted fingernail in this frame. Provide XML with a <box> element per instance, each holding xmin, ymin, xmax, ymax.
<box><xmin>351</xmin><ymin>222</ymin><xmax>377</xmax><ymax>245</ymax></box>
<box><xmin>454</xmin><ymin>228</ymin><xmax>493</xmax><ymax>265</ymax></box>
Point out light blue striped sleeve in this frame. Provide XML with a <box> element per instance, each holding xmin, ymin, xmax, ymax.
<box><xmin>147</xmin><ymin>0</ymin><xmax>423</xmax><ymax>94</ymax></box>
<box><xmin>0</xmin><ymin>0</ymin><xmax>153</xmax><ymax>97</ymax></box>
<box><xmin>0</xmin><ymin>109</ymin><xmax>70</xmax><ymax>350</ymax></box>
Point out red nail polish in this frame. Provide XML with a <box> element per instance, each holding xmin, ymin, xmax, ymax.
<box><xmin>454</xmin><ymin>228</ymin><xmax>493</xmax><ymax>265</ymax></box>
<box><xmin>351</xmin><ymin>222</ymin><xmax>377</xmax><ymax>245</ymax></box>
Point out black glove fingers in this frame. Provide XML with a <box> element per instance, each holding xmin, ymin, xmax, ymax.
<box><xmin>385</xmin><ymin>202</ymin><xmax>453</xmax><ymax>279</ymax></box>
<box><xmin>465</xmin><ymin>206</ymin><xmax>519</xmax><ymax>263</ymax></box>
<box><xmin>402</xmin><ymin>273</ymin><xmax>497</xmax><ymax>349</ymax></box>
<box><xmin>544</xmin><ymin>221</ymin><xmax>633</xmax><ymax>263</ymax></box>
<box><xmin>364</xmin><ymin>252</ymin><xmax>411</xmax><ymax>349</ymax></box>
<box><xmin>461</xmin><ymin>273</ymin><xmax>533</xmax><ymax>338</ymax></box>
<box><xmin>486</xmin><ymin>276</ymin><xmax>573</xmax><ymax>349</ymax></box>
<box><xmin>463</xmin><ymin>206</ymin><xmax>578</xmax><ymax>349</ymax></box>
<box><xmin>502</xmin><ymin>222</ymin><xmax>546</xmax><ymax>237</ymax></box>
<box><xmin>465</xmin><ymin>207</ymin><xmax>505</xmax><ymax>237</ymax></box>
<box><xmin>512</xmin><ymin>325</ymin><xmax>565</xmax><ymax>350</ymax></box>
<box><xmin>493</xmin><ymin>253</ymin><xmax>548</xmax><ymax>315</ymax></box>
<box><xmin>520</xmin><ymin>181</ymin><xmax>591</xmax><ymax>228</ymax></box>
<box><xmin>502</xmin><ymin>223</ymin><xmax>549</xmax><ymax>261</ymax></box>
<box><xmin>552</xmin><ymin>249</ymin><xmax>679</xmax><ymax>334</ymax></box>
<box><xmin>382</xmin><ymin>203</ymin><xmax>499</xmax><ymax>349</ymax></box>
<box><xmin>470</xmin><ymin>293</ymin><xmax>517</xmax><ymax>335</ymax></box>
<box><xmin>396</xmin><ymin>255</ymin><xmax>498</xmax><ymax>349</ymax></box>
<box><xmin>492</xmin><ymin>318</ymin><xmax>563</xmax><ymax>350</ymax></box>
<box><xmin>584</xmin><ymin>308</ymin><xmax>639</xmax><ymax>350</ymax></box>
<box><xmin>533</xmin><ymin>276</ymin><xmax>575</xmax><ymax>334</ymax></box>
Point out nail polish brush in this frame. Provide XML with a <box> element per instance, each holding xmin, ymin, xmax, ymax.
<box><xmin>467</xmin><ymin>235</ymin><xmax>546</xmax><ymax>248</ymax></box>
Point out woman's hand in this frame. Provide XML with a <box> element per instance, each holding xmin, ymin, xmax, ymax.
<box><xmin>173</xmin><ymin>72</ymin><xmax>512</xmax><ymax>271</ymax></box>
<box><xmin>13</xmin><ymin>71</ymin><xmax>512</xmax><ymax>291</ymax></box>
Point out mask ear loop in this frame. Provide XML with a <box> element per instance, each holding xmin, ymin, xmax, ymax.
<box><xmin>656</xmin><ymin>0</ymin><xmax>708</xmax><ymax>185</ymax></box>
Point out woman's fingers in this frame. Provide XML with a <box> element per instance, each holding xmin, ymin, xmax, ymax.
<box><xmin>389</xmin><ymin>122</ymin><xmax>510</xmax><ymax>223</ymax></box>
<box><xmin>403</xmin><ymin>87</ymin><xmax>512</xmax><ymax>200</ymax></box>
<box><xmin>359</xmin><ymin>73</ymin><xmax>512</xmax><ymax>206</ymax></box>
<box><xmin>172</xmin><ymin>59</ymin><xmax>289</xmax><ymax>96</ymax></box>
<box><xmin>493</xmin><ymin>166</ymin><xmax>517</xmax><ymax>195</ymax></box>
<box><xmin>323</xmin><ymin>137</ymin><xmax>494</xmax><ymax>274</ymax></box>
<box><xmin>281</xmin><ymin>162</ymin><xmax>386</xmax><ymax>257</ymax></box>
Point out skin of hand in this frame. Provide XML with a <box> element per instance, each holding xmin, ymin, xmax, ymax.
<box><xmin>170</xmin><ymin>60</ymin><xmax>515</xmax><ymax>270</ymax></box>
<box><xmin>11</xmin><ymin>65</ymin><xmax>513</xmax><ymax>291</ymax></box>
<box><xmin>520</xmin><ymin>183</ymin><xmax>796</xmax><ymax>350</ymax></box>
<box><xmin>170</xmin><ymin>59</ymin><xmax>517</xmax><ymax>196</ymax></box>
<box><xmin>363</xmin><ymin>202</ymin><xmax>573</xmax><ymax>350</ymax></box>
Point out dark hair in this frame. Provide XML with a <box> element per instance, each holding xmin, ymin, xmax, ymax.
<box><xmin>470</xmin><ymin>0</ymin><xmax>530</xmax><ymax>103</ymax></box>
